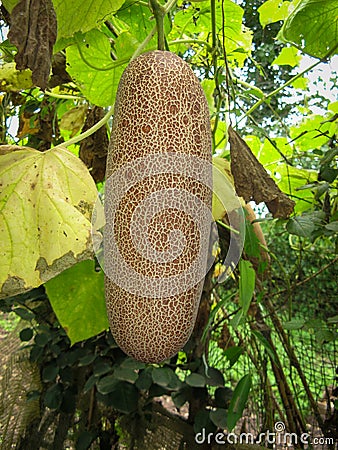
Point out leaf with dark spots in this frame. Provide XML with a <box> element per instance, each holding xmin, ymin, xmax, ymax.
<box><xmin>8</xmin><ymin>0</ymin><xmax>57</xmax><ymax>89</ymax></box>
<box><xmin>229</xmin><ymin>126</ymin><xmax>295</xmax><ymax>218</ymax></box>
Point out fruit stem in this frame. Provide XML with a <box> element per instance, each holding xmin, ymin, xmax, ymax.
<box><xmin>44</xmin><ymin>90</ymin><xmax>84</xmax><ymax>100</ymax></box>
<box><xmin>149</xmin><ymin>0</ymin><xmax>166</xmax><ymax>50</ymax></box>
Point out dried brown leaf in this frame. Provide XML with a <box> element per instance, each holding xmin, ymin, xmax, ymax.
<box><xmin>229</xmin><ymin>126</ymin><xmax>295</xmax><ymax>218</ymax></box>
<box><xmin>8</xmin><ymin>0</ymin><xmax>57</xmax><ymax>89</ymax></box>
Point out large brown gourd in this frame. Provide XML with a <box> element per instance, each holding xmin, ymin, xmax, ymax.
<box><xmin>104</xmin><ymin>51</ymin><xmax>212</xmax><ymax>363</ymax></box>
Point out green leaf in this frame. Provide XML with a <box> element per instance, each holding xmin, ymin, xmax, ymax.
<box><xmin>106</xmin><ymin>381</ymin><xmax>139</xmax><ymax>413</ymax></box>
<box><xmin>14</xmin><ymin>308</ymin><xmax>34</xmax><ymax>321</ymax></box>
<box><xmin>66</xmin><ymin>30</ymin><xmax>128</xmax><ymax>107</ymax></box>
<box><xmin>291</xmin><ymin>76</ymin><xmax>309</xmax><ymax>90</ymax></box>
<box><xmin>44</xmin><ymin>384</ymin><xmax>63</xmax><ymax>409</ymax></box>
<box><xmin>1</xmin><ymin>0</ymin><xmax>18</xmax><ymax>12</ymax></box>
<box><xmin>93</xmin><ymin>359</ymin><xmax>112</xmax><ymax>376</ymax></box>
<box><xmin>315</xmin><ymin>328</ymin><xmax>335</xmax><ymax>344</ymax></box>
<box><xmin>320</xmin><ymin>166</ymin><xmax>338</xmax><ymax>183</ymax></box>
<box><xmin>172</xmin><ymin>388</ymin><xmax>190</xmax><ymax>409</ymax></box>
<box><xmin>171</xmin><ymin>0</ymin><xmax>252</xmax><ymax>67</ymax></box>
<box><xmin>223</xmin><ymin>346</ymin><xmax>243</xmax><ymax>368</ymax></box>
<box><xmin>321</xmin><ymin>147</ymin><xmax>338</xmax><ymax>166</ymax></box>
<box><xmin>327</xmin><ymin>315</ymin><xmax>338</xmax><ymax>325</ymax></box>
<box><xmin>227</xmin><ymin>374</ymin><xmax>252</xmax><ymax>431</ymax></box>
<box><xmin>120</xmin><ymin>357</ymin><xmax>146</xmax><ymax>370</ymax></box>
<box><xmin>97</xmin><ymin>374</ymin><xmax>118</xmax><ymax>394</ymax></box>
<box><xmin>193</xmin><ymin>409</ymin><xmax>216</xmax><ymax>434</ymax></box>
<box><xmin>76</xmin><ymin>431</ymin><xmax>97</xmax><ymax>450</ymax></box>
<box><xmin>45</xmin><ymin>260</ymin><xmax>108</xmax><ymax>345</ymax></box>
<box><xmin>0</xmin><ymin>145</ymin><xmax>98</xmax><ymax>299</ymax></box>
<box><xmin>258</xmin><ymin>0</ymin><xmax>291</xmax><ymax>27</ymax></box>
<box><xmin>290</xmin><ymin>115</ymin><xmax>334</xmax><ymax>152</ymax></box>
<box><xmin>287</xmin><ymin>211</ymin><xmax>325</xmax><ymax>238</ymax></box>
<box><xmin>247</xmin><ymin>135</ymin><xmax>293</xmax><ymax>167</ymax></box>
<box><xmin>325</xmin><ymin>222</ymin><xmax>338</xmax><ymax>232</ymax></box>
<box><xmin>115</xmin><ymin>0</ymin><xmax>158</xmax><ymax>45</ymax></box>
<box><xmin>215</xmin><ymin>386</ymin><xmax>233</xmax><ymax>408</ymax></box>
<box><xmin>304</xmin><ymin>318</ymin><xmax>325</xmax><ymax>331</ymax></box>
<box><xmin>328</xmin><ymin>101</ymin><xmax>338</xmax><ymax>113</ymax></box>
<box><xmin>185</xmin><ymin>373</ymin><xmax>206</xmax><ymax>388</ymax></box>
<box><xmin>201</xmin><ymin>80</ymin><xmax>216</xmax><ymax>114</ymax></box>
<box><xmin>135</xmin><ymin>367</ymin><xmax>153</xmax><ymax>391</ymax></box>
<box><xmin>273</xmin><ymin>164</ymin><xmax>317</xmax><ymax>213</ymax></box>
<box><xmin>113</xmin><ymin>366</ymin><xmax>139</xmax><ymax>384</ymax></box>
<box><xmin>209</xmin><ymin>408</ymin><xmax>228</xmax><ymax>428</ymax></box>
<box><xmin>244</xmin><ymin>220</ymin><xmax>261</xmax><ymax>259</ymax></box>
<box><xmin>53</xmin><ymin>0</ymin><xmax>125</xmax><ymax>42</ymax></box>
<box><xmin>151</xmin><ymin>367</ymin><xmax>172</xmax><ymax>387</ymax></box>
<box><xmin>42</xmin><ymin>364</ymin><xmax>59</xmax><ymax>382</ymax></box>
<box><xmin>20</xmin><ymin>327</ymin><xmax>33</xmax><ymax>341</ymax></box>
<box><xmin>283</xmin><ymin>318</ymin><xmax>305</xmax><ymax>330</ymax></box>
<box><xmin>278</xmin><ymin>0</ymin><xmax>338</xmax><ymax>58</ymax></box>
<box><xmin>252</xmin><ymin>330</ymin><xmax>279</xmax><ymax>366</ymax></box>
<box><xmin>34</xmin><ymin>333</ymin><xmax>51</xmax><ymax>347</ymax></box>
<box><xmin>78</xmin><ymin>353</ymin><xmax>97</xmax><ymax>366</ymax></box>
<box><xmin>272</xmin><ymin>46</ymin><xmax>301</xmax><ymax>67</ymax></box>
<box><xmin>84</xmin><ymin>374</ymin><xmax>97</xmax><ymax>393</ymax></box>
<box><xmin>204</xmin><ymin>367</ymin><xmax>224</xmax><ymax>387</ymax></box>
<box><xmin>239</xmin><ymin>260</ymin><xmax>255</xmax><ymax>316</ymax></box>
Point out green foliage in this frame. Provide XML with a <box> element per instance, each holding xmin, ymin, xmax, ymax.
<box><xmin>272</xmin><ymin>46</ymin><xmax>301</xmax><ymax>67</ymax></box>
<box><xmin>171</xmin><ymin>0</ymin><xmax>252</xmax><ymax>66</ymax></box>
<box><xmin>45</xmin><ymin>260</ymin><xmax>108</xmax><ymax>344</ymax></box>
<box><xmin>238</xmin><ymin>260</ymin><xmax>255</xmax><ymax>316</ymax></box>
<box><xmin>258</xmin><ymin>0</ymin><xmax>291</xmax><ymax>28</ymax></box>
<box><xmin>278</xmin><ymin>0</ymin><xmax>338</xmax><ymax>58</ymax></box>
<box><xmin>227</xmin><ymin>374</ymin><xmax>252</xmax><ymax>431</ymax></box>
<box><xmin>53</xmin><ymin>0</ymin><xmax>125</xmax><ymax>43</ymax></box>
<box><xmin>66</xmin><ymin>30</ymin><xmax>132</xmax><ymax>107</ymax></box>
<box><xmin>0</xmin><ymin>0</ymin><xmax>337</xmax><ymax>446</ymax></box>
<box><xmin>0</xmin><ymin>289</ymin><xmax>252</xmax><ymax>447</ymax></box>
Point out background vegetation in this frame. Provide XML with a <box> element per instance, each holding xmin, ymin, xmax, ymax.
<box><xmin>0</xmin><ymin>0</ymin><xmax>337</xmax><ymax>448</ymax></box>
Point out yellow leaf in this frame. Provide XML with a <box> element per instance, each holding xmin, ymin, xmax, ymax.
<box><xmin>212</xmin><ymin>156</ymin><xmax>245</xmax><ymax>221</ymax></box>
<box><xmin>17</xmin><ymin>113</ymin><xmax>40</xmax><ymax>138</ymax></box>
<box><xmin>0</xmin><ymin>62</ymin><xmax>33</xmax><ymax>92</ymax></box>
<box><xmin>60</xmin><ymin>105</ymin><xmax>88</xmax><ymax>137</ymax></box>
<box><xmin>0</xmin><ymin>145</ymin><xmax>98</xmax><ymax>298</ymax></box>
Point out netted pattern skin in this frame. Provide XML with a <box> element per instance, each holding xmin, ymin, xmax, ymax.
<box><xmin>104</xmin><ymin>51</ymin><xmax>212</xmax><ymax>363</ymax></box>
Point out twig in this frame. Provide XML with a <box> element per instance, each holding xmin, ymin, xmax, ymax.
<box><xmin>44</xmin><ymin>90</ymin><xmax>84</xmax><ymax>100</ymax></box>
<box><xmin>273</xmin><ymin>256</ymin><xmax>338</xmax><ymax>298</ymax></box>
<box><xmin>263</xmin><ymin>296</ymin><xmax>325</xmax><ymax>430</ymax></box>
<box><xmin>237</xmin><ymin>45</ymin><xmax>338</xmax><ymax>124</ymax></box>
<box><xmin>131</xmin><ymin>25</ymin><xmax>157</xmax><ymax>61</ymax></box>
<box><xmin>53</xmin><ymin>106</ymin><xmax>113</xmax><ymax>150</ymax></box>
